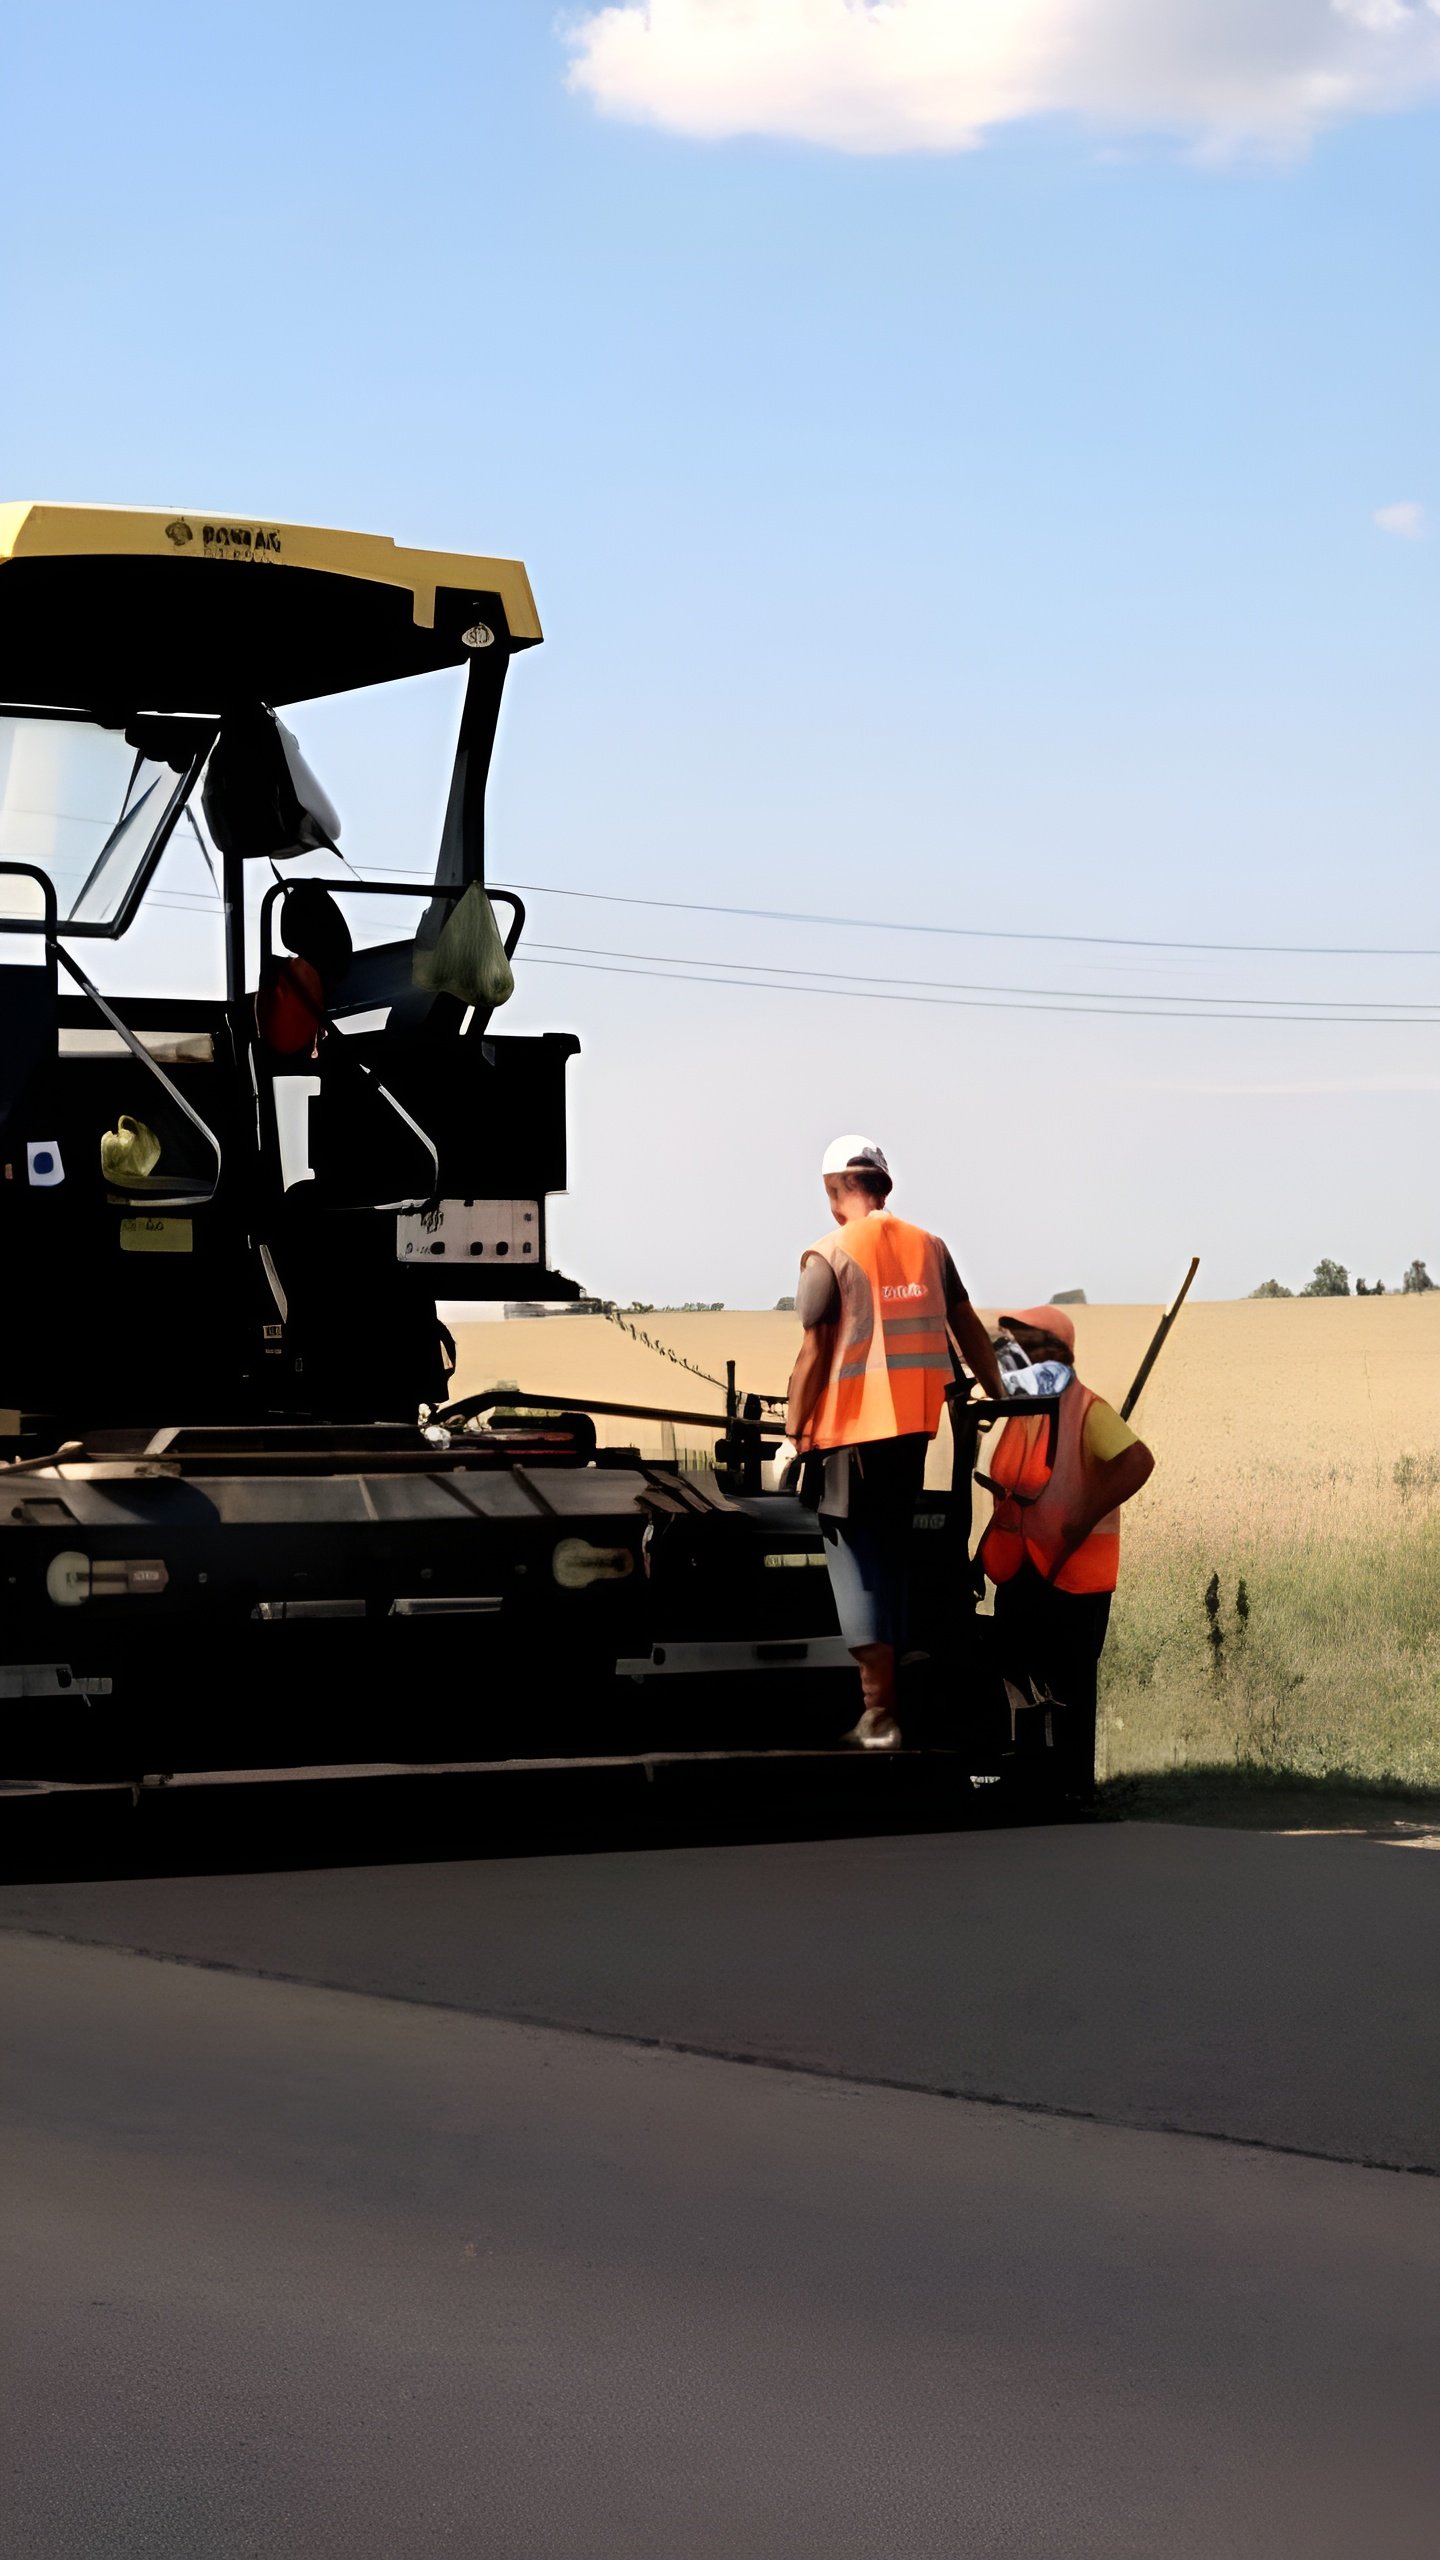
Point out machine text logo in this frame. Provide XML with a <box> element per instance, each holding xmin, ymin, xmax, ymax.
<box><xmin>164</xmin><ymin>519</ymin><xmax>194</xmax><ymax>548</ymax></box>
<box><xmin>201</xmin><ymin>523</ymin><xmax>284</xmax><ymax>560</ymax></box>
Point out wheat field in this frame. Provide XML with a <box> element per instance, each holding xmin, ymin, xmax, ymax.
<box><xmin>451</xmin><ymin>1297</ymin><xmax>1440</xmax><ymax>1786</ymax></box>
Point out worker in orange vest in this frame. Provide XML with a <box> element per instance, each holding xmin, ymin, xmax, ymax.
<box><xmin>783</xmin><ymin>1136</ymin><xmax>1004</xmax><ymax>1750</ymax></box>
<box><xmin>979</xmin><ymin>1305</ymin><xmax>1154</xmax><ymax>1803</ymax></box>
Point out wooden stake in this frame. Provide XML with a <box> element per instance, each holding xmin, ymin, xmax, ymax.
<box><xmin>1120</xmin><ymin>1256</ymin><xmax>1200</xmax><ymax>1422</ymax></box>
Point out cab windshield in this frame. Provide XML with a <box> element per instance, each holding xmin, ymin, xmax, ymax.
<box><xmin>0</xmin><ymin>711</ymin><xmax>206</xmax><ymax>932</ymax></box>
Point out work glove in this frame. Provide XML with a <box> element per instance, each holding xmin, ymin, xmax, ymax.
<box><xmin>769</xmin><ymin>1437</ymin><xmax>803</xmax><ymax>1492</ymax></box>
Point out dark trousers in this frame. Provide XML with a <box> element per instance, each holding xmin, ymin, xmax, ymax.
<box><xmin>993</xmin><ymin>1565</ymin><xmax>1112</xmax><ymax>1799</ymax></box>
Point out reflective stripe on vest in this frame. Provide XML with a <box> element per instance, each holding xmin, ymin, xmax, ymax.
<box><xmin>979</xmin><ymin>1379</ymin><xmax>1121</xmax><ymax>1595</ymax></box>
<box><xmin>803</xmin><ymin>1214</ymin><xmax>952</xmax><ymax>1451</ymax></box>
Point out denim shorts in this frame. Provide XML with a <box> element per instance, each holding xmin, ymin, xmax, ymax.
<box><xmin>820</xmin><ymin>1511</ymin><xmax>914</xmax><ymax>1650</ymax></box>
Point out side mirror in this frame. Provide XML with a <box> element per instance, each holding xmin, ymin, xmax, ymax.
<box><xmin>202</xmin><ymin>707</ymin><xmax>342</xmax><ymax>862</ymax></box>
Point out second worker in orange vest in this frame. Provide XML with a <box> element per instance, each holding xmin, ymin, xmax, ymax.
<box><xmin>979</xmin><ymin>1306</ymin><xmax>1154</xmax><ymax>1803</ymax></box>
<box><xmin>784</xmin><ymin>1135</ymin><xmax>1004</xmax><ymax>1750</ymax></box>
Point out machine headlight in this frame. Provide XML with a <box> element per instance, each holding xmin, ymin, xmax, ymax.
<box><xmin>552</xmin><ymin>1538</ymin><xmax>635</xmax><ymax>1590</ymax></box>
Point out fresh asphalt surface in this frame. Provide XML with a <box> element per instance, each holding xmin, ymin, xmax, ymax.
<box><xmin>4</xmin><ymin>1821</ymin><xmax>1440</xmax><ymax>2556</ymax></box>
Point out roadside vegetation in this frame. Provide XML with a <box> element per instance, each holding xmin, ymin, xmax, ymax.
<box><xmin>1250</xmin><ymin>1257</ymin><xmax>1433</xmax><ymax>1298</ymax></box>
<box><xmin>1100</xmin><ymin>1455</ymin><xmax>1440</xmax><ymax>1788</ymax></box>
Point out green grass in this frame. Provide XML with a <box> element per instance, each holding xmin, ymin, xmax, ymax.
<box><xmin>1097</xmin><ymin>1766</ymin><xmax>1440</xmax><ymax>1830</ymax></box>
<box><xmin>1099</xmin><ymin>1459</ymin><xmax>1440</xmax><ymax>1789</ymax></box>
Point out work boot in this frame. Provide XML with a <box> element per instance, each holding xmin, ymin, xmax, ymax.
<box><xmin>844</xmin><ymin>1645</ymin><xmax>902</xmax><ymax>1749</ymax></box>
<box><xmin>847</xmin><ymin>1707</ymin><xmax>902</xmax><ymax>1750</ymax></box>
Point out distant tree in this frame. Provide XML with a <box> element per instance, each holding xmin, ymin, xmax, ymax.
<box><xmin>1300</xmin><ymin>1260</ymin><xmax>1350</xmax><ymax>1298</ymax></box>
<box><xmin>774</xmin><ymin>1295</ymin><xmax>796</xmax><ymax>1311</ymax></box>
<box><xmin>1355</xmin><ymin>1277</ymin><xmax>1386</xmax><ymax>1296</ymax></box>
<box><xmin>1402</xmin><ymin>1260</ymin><xmax>1435</xmax><ymax>1295</ymax></box>
<box><xmin>1249</xmin><ymin>1279</ymin><xmax>1293</xmax><ymax>1299</ymax></box>
<box><xmin>677</xmin><ymin>1301</ymin><xmax>724</xmax><ymax>1312</ymax></box>
<box><xmin>626</xmin><ymin>1302</ymin><xmax>656</xmax><ymax>1314</ymax></box>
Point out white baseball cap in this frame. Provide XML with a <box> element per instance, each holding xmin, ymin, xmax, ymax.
<box><xmin>821</xmin><ymin>1133</ymin><xmax>891</xmax><ymax>1180</ymax></box>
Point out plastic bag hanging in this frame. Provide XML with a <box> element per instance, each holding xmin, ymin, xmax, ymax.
<box><xmin>412</xmin><ymin>881</ymin><xmax>514</xmax><ymax>1010</ymax></box>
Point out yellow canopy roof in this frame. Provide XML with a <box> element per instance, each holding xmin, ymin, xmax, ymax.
<box><xmin>0</xmin><ymin>503</ymin><xmax>542</xmax><ymax>709</ymax></box>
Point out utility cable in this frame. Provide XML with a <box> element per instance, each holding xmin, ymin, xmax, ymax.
<box><xmin>506</xmin><ymin>879</ymin><xmax>1440</xmax><ymax>964</ymax></box>
<box><xmin>524</xmin><ymin>937</ymin><xmax>1440</xmax><ymax>1017</ymax></box>
<box><xmin>519</xmin><ymin>951</ymin><xmax>1440</xmax><ymax>1028</ymax></box>
<box><xmin>34</xmin><ymin>867</ymin><xmax>1439</xmax><ymax>1024</ymax></box>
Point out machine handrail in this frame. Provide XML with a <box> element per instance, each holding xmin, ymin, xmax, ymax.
<box><xmin>953</xmin><ymin>1391</ymin><xmax>1063</xmax><ymax>1478</ymax></box>
<box><xmin>54</xmin><ymin>944</ymin><xmax>223</xmax><ymax>1208</ymax></box>
<box><xmin>2</xmin><ymin>863</ymin><xmax>221</xmax><ymax>1207</ymax></box>
<box><xmin>437</xmin><ymin>1386</ymin><xmax>746</xmax><ymax>1432</ymax></box>
<box><xmin>258</xmin><ymin>875</ymin><xmax>526</xmax><ymax>971</ymax></box>
<box><xmin>0</xmin><ymin>859</ymin><xmax>59</xmax><ymax>941</ymax></box>
<box><xmin>251</xmin><ymin>879</ymin><xmax>442</xmax><ymax>1212</ymax></box>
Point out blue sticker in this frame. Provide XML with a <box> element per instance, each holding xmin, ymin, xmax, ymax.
<box><xmin>27</xmin><ymin>1141</ymin><xmax>65</xmax><ymax>1188</ymax></box>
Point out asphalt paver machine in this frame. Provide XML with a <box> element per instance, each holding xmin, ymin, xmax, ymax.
<box><xmin>0</xmin><ymin>505</ymin><xmax>1018</xmax><ymax>1826</ymax></box>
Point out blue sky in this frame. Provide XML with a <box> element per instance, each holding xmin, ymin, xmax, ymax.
<box><xmin>3</xmin><ymin>1</ymin><xmax>1436</xmax><ymax>1306</ymax></box>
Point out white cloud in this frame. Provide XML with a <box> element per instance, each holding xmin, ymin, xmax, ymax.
<box><xmin>564</xmin><ymin>0</ymin><xmax>1440</xmax><ymax>155</ymax></box>
<box><xmin>1373</xmin><ymin>499</ymin><xmax>1427</xmax><ymax>536</ymax></box>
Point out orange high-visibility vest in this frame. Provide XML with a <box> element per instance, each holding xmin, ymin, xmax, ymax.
<box><xmin>802</xmin><ymin>1213</ymin><xmax>953</xmax><ymax>1452</ymax></box>
<box><xmin>979</xmin><ymin>1379</ymin><xmax>1121</xmax><ymax>1596</ymax></box>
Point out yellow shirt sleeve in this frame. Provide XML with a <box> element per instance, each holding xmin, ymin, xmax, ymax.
<box><xmin>1083</xmin><ymin>1397</ymin><xmax>1139</xmax><ymax>1464</ymax></box>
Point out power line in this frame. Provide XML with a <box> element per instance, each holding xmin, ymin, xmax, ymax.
<box><xmin>525</xmin><ymin>937</ymin><xmax>1440</xmax><ymax>1016</ymax></box>
<box><xmin>507</xmin><ymin>879</ymin><xmax>1440</xmax><ymax>964</ymax></box>
<box><xmin>520</xmin><ymin>951</ymin><xmax>1439</xmax><ymax>1027</ymax></box>
<box><xmin>124</xmin><ymin>857</ymin><xmax>1440</xmax><ymax>973</ymax></box>
<box><xmin>39</xmin><ymin>864</ymin><xmax>1437</xmax><ymax>1024</ymax></box>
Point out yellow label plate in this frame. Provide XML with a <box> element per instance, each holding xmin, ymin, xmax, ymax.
<box><xmin>119</xmin><ymin>1217</ymin><xmax>193</xmax><ymax>1255</ymax></box>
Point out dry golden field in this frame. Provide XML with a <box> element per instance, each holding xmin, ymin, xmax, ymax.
<box><xmin>451</xmin><ymin>1297</ymin><xmax>1440</xmax><ymax>1787</ymax></box>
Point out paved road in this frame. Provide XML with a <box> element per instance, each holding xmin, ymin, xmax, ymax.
<box><xmin>5</xmin><ymin>1821</ymin><xmax>1438</xmax><ymax>2167</ymax></box>
<box><xmin>4</xmin><ymin>1824</ymin><xmax>1440</xmax><ymax>2557</ymax></box>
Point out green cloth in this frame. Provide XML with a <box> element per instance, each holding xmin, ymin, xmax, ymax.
<box><xmin>413</xmin><ymin>882</ymin><xmax>514</xmax><ymax>1010</ymax></box>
